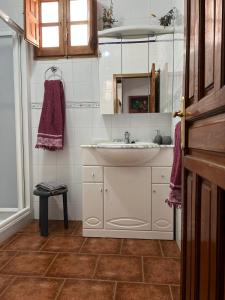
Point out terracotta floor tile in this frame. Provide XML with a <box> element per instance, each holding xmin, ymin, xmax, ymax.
<box><xmin>115</xmin><ymin>283</ymin><xmax>172</xmax><ymax>300</ymax></box>
<box><xmin>1</xmin><ymin>252</ymin><xmax>56</xmax><ymax>276</ymax></box>
<box><xmin>18</xmin><ymin>221</ymin><xmax>39</xmax><ymax>234</ymax></box>
<box><xmin>144</xmin><ymin>257</ymin><xmax>180</xmax><ymax>285</ymax></box>
<box><xmin>4</xmin><ymin>235</ymin><xmax>48</xmax><ymax>251</ymax></box>
<box><xmin>170</xmin><ymin>285</ymin><xmax>180</xmax><ymax>300</ymax></box>
<box><xmin>58</xmin><ymin>279</ymin><xmax>115</xmax><ymax>300</ymax></box>
<box><xmin>121</xmin><ymin>239</ymin><xmax>162</xmax><ymax>257</ymax></box>
<box><xmin>47</xmin><ymin>253</ymin><xmax>98</xmax><ymax>278</ymax></box>
<box><xmin>0</xmin><ymin>235</ymin><xmax>18</xmax><ymax>249</ymax></box>
<box><xmin>0</xmin><ymin>275</ymin><xmax>14</xmax><ymax>295</ymax></box>
<box><xmin>0</xmin><ymin>252</ymin><xmax>16</xmax><ymax>270</ymax></box>
<box><xmin>160</xmin><ymin>241</ymin><xmax>181</xmax><ymax>258</ymax></box>
<box><xmin>72</xmin><ymin>222</ymin><xmax>83</xmax><ymax>236</ymax></box>
<box><xmin>48</xmin><ymin>220</ymin><xmax>78</xmax><ymax>235</ymax></box>
<box><xmin>95</xmin><ymin>255</ymin><xmax>142</xmax><ymax>282</ymax></box>
<box><xmin>0</xmin><ymin>277</ymin><xmax>63</xmax><ymax>300</ymax></box>
<box><xmin>42</xmin><ymin>236</ymin><xmax>84</xmax><ymax>252</ymax></box>
<box><xmin>81</xmin><ymin>238</ymin><xmax>121</xmax><ymax>255</ymax></box>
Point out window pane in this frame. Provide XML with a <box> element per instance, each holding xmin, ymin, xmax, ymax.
<box><xmin>70</xmin><ymin>0</ymin><xmax>88</xmax><ymax>21</ymax></box>
<box><xmin>71</xmin><ymin>24</ymin><xmax>88</xmax><ymax>46</ymax></box>
<box><xmin>42</xmin><ymin>26</ymin><xmax>59</xmax><ymax>47</ymax></box>
<box><xmin>41</xmin><ymin>2</ymin><xmax>59</xmax><ymax>23</ymax></box>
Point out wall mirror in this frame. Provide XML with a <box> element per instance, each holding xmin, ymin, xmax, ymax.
<box><xmin>98</xmin><ymin>27</ymin><xmax>174</xmax><ymax>115</ymax></box>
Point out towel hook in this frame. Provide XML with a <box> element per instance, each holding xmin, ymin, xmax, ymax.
<box><xmin>44</xmin><ymin>66</ymin><xmax>63</xmax><ymax>81</ymax></box>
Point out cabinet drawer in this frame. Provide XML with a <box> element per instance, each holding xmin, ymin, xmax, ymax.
<box><xmin>152</xmin><ymin>167</ymin><xmax>172</xmax><ymax>184</ymax></box>
<box><xmin>82</xmin><ymin>166</ymin><xmax>103</xmax><ymax>182</ymax></box>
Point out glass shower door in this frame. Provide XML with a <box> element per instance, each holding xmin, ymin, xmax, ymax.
<box><xmin>0</xmin><ymin>32</ymin><xmax>24</xmax><ymax>222</ymax></box>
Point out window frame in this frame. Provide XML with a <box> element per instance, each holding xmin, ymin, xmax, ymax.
<box><xmin>36</xmin><ymin>0</ymin><xmax>65</xmax><ymax>57</ymax></box>
<box><xmin>66</xmin><ymin>0</ymin><xmax>97</xmax><ymax>57</ymax></box>
<box><xmin>25</xmin><ymin>0</ymin><xmax>98</xmax><ymax>58</ymax></box>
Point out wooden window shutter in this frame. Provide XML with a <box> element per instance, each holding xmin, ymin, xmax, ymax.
<box><xmin>67</xmin><ymin>0</ymin><xmax>97</xmax><ymax>57</ymax></box>
<box><xmin>24</xmin><ymin>0</ymin><xmax>40</xmax><ymax>47</ymax></box>
<box><xmin>35</xmin><ymin>0</ymin><xmax>65</xmax><ymax>58</ymax></box>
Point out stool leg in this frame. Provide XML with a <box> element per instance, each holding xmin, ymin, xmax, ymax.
<box><xmin>63</xmin><ymin>193</ymin><xmax>69</xmax><ymax>229</ymax></box>
<box><xmin>40</xmin><ymin>196</ymin><xmax>49</xmax><ymax>236</ymax></box>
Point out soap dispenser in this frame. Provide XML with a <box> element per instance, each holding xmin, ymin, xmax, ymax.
<box><xmin>153</xmin><ymin>130</ymin><xmax>162</xmax><ymax>145</ymax></box>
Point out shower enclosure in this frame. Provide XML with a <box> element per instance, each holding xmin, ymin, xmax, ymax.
<box><xmin>0</xmin><ymin>9</ymin><xmax>31</xmax><ymax>241</ymax></box>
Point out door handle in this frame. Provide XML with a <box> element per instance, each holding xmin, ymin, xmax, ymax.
<box><xmin>173</xmin><ymin>96</ymin><xmax>186</xmax><ymax>149</ymax></box>
<box><xmin>173</xmin><ymin>110</ymin><xmax>184</xmax><ymax>118</ymax></box>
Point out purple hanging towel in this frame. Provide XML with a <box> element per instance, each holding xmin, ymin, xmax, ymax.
<box><xmin>36</xmin><ymin>80</ymin><xmax>65</xmax><ymax>151</ymax></box>
<box><xmin>166</xmin><ymin>122</ymin><xmax>182</xmax><ymax>208</ymax></box>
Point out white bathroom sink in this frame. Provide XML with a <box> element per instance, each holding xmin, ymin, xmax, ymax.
<box><xmin>96</xmin><ymin>142</ymin><xmax>158</xmax><ymax>148</ymax></box>
<box><xmin>96</xmin><ymin>142</ymin><xmax>160</xmax><ymax>165</ymax></box>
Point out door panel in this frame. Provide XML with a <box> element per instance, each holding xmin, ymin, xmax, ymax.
<box><xmin>83</xmin><ymin>183</ymin><xmax>103</xmax><ymax>229</ymax></box>
<box><xmin>152</xmin><ymin>184</ymin><xmax>173</xmax><ymax>232</ymax></box>
<box><xmin>182</xmin><ymin>0</ymin><xmax>225</xmax><ymax>299</ymax></box>
<box><xmin>104</xmin><ymin>167</ymin><xmax>151</xmax><ymax>230</ymax></box>
<box><xmin>204</xmin><ymin>0</ymin><xmax>215</xmax><ymax>90</ymax></box>
<box><xmin>199</xmin><ymin>180</ymin><xmax>211</xmax><ymax>300</ymax></box>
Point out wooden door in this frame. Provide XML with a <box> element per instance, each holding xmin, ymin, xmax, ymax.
<box><xmin>181</xmin><ymin>0</ymin><xmax>225</xmax><ymax>299</ymax></box>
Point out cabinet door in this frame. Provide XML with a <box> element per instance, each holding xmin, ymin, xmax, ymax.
<box><xmin>122</xmin><ymin>39</ymin><xmax>149</xmax><ymax>73</ymax></box>
<box><xmin>104</xmin><ymin>167</ymin><xmax>151</xmax><ymax>230</ymax></box>
<box><xmin>83</xmin><ymin>183</ymin><xmax>103</xmax><ymax>229</ymax></box>
<box><xmin>99</xmin><ymin>41</ymin><xmax>122</xmax><ymax>114</ymax></box>
<box><xmin>152</xmin><ymin>184</ymin><xmax>173</xmax><ymax>232</ymax></box>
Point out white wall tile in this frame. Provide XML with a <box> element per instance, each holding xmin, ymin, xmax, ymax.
<box><xmin>92</xmin><ymin>108</ymin><xmax>112</xmax><ymax>128</ymax></box>
<box><xmin>39</xmin><ymin>150</ymin><xmax>57</xmax><ymax>166</ymax></box>
<box><xmin>74</xmin><ymin>127</ymin><xmax>92</xmax><ymax>146</ymax></box>
<box><xmin>111</xmin><ymin>114</ymin><xmax>130</xmax><ymax>128</ymax></box>
<box><xmin>73</xmin><ymin>109</ymin><xmax>93</xmax><ymax>127</ymax></box>
<box><xmin>56</xmin><ymin>147</ymin><xmax>76</xmax><ymax>165</ymax></box>
<box><xmin>92</xmin><ymin>127</ymin><xmax>112</xmax><ymax>143</ymax></box>
<box><xmin>56</xmin><ymin>165</ymin><xmax>74</xmax><ymax>185</ymax></box>
<box><xmin>38</xmin><ymin>165</ymin><xmax>57</xmax><ymax>182</ymax></box>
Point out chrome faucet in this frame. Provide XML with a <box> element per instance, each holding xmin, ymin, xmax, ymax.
<box><xmin>124</xmin><ymin>131</ymin><xmax>130</xmax><ymax>144</ymax></box>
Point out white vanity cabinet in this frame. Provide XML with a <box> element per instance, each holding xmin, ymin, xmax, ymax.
<box><xmin>82</xmin><ymin>147</ymin><xmax>174</xmax><ymax>240</ymax></box>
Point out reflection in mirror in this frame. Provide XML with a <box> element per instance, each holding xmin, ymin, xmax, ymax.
<box><xmin>114</xmin><ymin>65</ymin><xmax>160</xmax><ymax>114</ymax></box>
<box><xmin>98</xmin><ymin>34</ymin><xmax>174</xmax><ymax>114</ymax></box>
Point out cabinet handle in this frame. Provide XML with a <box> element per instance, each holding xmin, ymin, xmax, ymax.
<box><xmin>105</xmin><ymin>188</ymin><xmax>108</xmax><ymax>192</ymax></box>
<box><xmin>100</xmin><ymin>188</ymin><xmax>103</xmax><ymax>192</ymax></box>
<box><xmin>92</xmin><ymin>172</ymin><xmax>95</xmax><ymax>177</ymax></box>
<box><xmin>153</xmin><ymin>190</ymin><xmax>156</xmax><ymax>193</ymax></box>
<box><xmin>161</xmin><ymin>175</ymin><xmax>165</xmax><ymax>178</ymax></box>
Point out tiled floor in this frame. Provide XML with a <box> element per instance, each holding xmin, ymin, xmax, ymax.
<box><xmin>0</xmin><ymin>220</ymin><xmax>181</xmax><ymax>300</ymax></box>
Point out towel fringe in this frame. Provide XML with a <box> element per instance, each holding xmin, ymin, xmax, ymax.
<box><xmin>35</xmin><ymin>145</ymin><xmax>63</xmax><ymax>151</ymax></box>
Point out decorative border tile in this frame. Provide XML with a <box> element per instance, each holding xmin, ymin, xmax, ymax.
<box><xmin>31</xmin><ymin>102</ymin><xmax>100</xmax><ymax>109</ymax></box>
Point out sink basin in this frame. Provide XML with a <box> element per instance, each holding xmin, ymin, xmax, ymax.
<box><xmin>96</xmin><ymin>142</ymin><xmax>160</xmax><ymax>165</ymax></box>
<box><xmin>97</xmin><ymin>142</ymin><xmax>157</xmax><ymax>148</ymax></box>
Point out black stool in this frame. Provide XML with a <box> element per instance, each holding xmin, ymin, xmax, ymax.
<box><xmin>33</xmin><ymin>187</ymin><xmax>68</xmax><ymax>236</ymax></box>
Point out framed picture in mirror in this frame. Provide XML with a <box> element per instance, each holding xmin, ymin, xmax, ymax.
<box><xmin>129</xmin><ymin>95</ymin><xmax>149</xmax><ymax>113</ymax></box>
